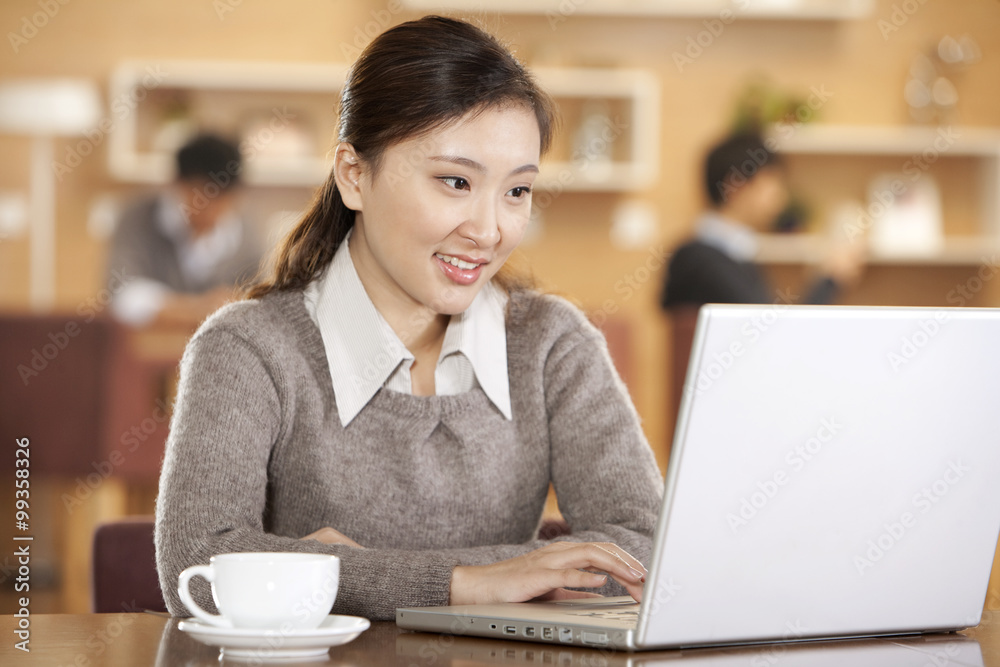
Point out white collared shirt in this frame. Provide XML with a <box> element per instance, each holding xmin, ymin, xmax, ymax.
<box><xmin>303</xmin><ymin>230</ymin><xmax>512</xmax><ymax>427</ymax></box>
<box><xmin>695</xmin><ymin>211</ymin><xmax>758</xmax><ymax>262</ymax></box>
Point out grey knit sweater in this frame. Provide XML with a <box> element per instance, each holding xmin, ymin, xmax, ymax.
<box><xmin>155</xmin><ymin>287</ymin><xmax>664</xmax><ymax>621</ymax></box>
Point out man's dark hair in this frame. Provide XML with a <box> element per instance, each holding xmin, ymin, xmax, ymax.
<box><xmin>704</xmin><ymin>132</ymin><xmax>782</xmax><ymax>206</ymax></box>
<box><xmin>175</xmin><ymin>134</ymin><xmax>242</xmax><ymax>188</ymax></box>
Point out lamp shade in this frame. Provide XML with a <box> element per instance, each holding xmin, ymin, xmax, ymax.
<box><xmin>0</xmin><ymin>78</ymin><xmax>102</xmax><ymax>136</ymax></box>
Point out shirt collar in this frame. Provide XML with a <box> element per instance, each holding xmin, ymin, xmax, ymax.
<box><xmin>695</xmin><ymin>211</ymin><xmax>758</xmax><ymax>262</ymax></box>
<box><xmin>304</xmin><ymin>229</ymin><xmax>511</xmax><ymax>426</ymax></box>
<box><xmin>439</xmin><ymin>280</ymin><xmax>511</xmax><ymax>421</ymax></box>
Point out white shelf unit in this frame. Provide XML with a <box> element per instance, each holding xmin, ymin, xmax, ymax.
<box><xmin>108</xmin><ymin>60</ymin><xmax>349</xmax><ymax>186</ymax></box>
<box><xmin>760</xmin><ymin>124</ymin><xmax>1000</xmax><ymax>266</ymax></box>
<box><xmin>401</xmin><ymin>0</ymin><xmax>873</xmax><ymax>20</ymax></box>
<box><xmin>533</xmin><ymin>67</ymin><xmax>660</xmax><ymax>192</ymax></box>
<box><xmin>107</xmin><ymin>60</ymin><xmax>659</xmax><ymax>193</ymax></box>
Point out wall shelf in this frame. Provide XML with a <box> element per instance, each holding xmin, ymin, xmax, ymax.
<box><xmin>107</xmin><ymin>60</ymin><xmax>659</xmax><ymax>193</ymax></box>
<box><xmin>757</xmin><ymin>233</ymin><xmax>1000</xmax><ymax>266</ymax></box>
<box><xmin>764</xmin><ymin>124</ymin><xmax>1000</xmax><ymax>266</ymax></box>
<box><xmin>400</xmin><ymin>0</ymin><xmax>874</xmax><ymax>20</ymax></box>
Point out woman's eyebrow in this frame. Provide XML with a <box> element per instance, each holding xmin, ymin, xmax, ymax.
<box><xmin>429</xmin><ymin>155</ymin><xmax>539</xmax><ymax>176</ymax></box>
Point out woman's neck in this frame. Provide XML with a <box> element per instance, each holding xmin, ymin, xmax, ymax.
<box><xmin>346</xmin><ymin>232</ymin><xmax>450</xmax><ymax>380</ymax></box>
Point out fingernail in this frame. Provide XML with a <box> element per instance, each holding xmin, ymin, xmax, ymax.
<box><xmin>629</xmin><ymin>567</ymin><xmax>644</xmax><ymax>580</ymax></box>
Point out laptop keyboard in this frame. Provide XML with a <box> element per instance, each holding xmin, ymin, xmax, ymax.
<box><xmin>565</xmin><ymin>609</ymin><xmax>640</xmax><ymax>625</ymax></box>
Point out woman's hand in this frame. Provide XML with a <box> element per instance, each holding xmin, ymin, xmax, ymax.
<box><xmin>449</xmin><ymin>541</ymin><xmax>646</xmax><ymax>606</ymax></box>
<box><xmin>300</xmin><ymin>527</ymin><xmax>365</xmax><ymax>548</ymax></box>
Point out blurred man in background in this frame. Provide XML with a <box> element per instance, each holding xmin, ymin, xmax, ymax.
<box><xmin>660</xmin><ymin>132</ymin><xmax>863</xmax><ymax>309</ymax></box>
<box><xmin>107</xmin><ymin>133</ymin><xmax>263</xmax><ymax>327</ymax></box>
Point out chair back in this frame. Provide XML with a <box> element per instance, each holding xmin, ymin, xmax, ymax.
<box><xmin>92</xmin><ymin>516</ymin><xmax>166</xmax><ymax>613</ymax></box>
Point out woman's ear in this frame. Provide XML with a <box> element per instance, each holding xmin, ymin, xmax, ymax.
<box><xmin>334</xmin><ymin>143</ymin><xmax>364</xmax><ymax>211</ymax></box>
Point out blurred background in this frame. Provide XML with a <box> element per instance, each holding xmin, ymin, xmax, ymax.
<box><xmin>1</xmin><ymin>0</ymin><xmax>998</xmax><ymax>615</ymax></box>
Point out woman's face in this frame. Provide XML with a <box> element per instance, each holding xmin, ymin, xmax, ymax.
<box><xmin>339</xmin><ymin>105</ymin><xmax>541</xmax><ymax>326</ymax></box>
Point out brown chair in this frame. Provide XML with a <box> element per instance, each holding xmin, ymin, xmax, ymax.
<box><xmin>91</xmin><ymin>516</ymin><xmax>167</xmax><ymax>613</ymax></box>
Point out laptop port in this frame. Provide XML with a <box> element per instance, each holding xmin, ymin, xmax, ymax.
<box><xmin>582</xmin><ymin>631</ymin><xmax>608</xmax><ymax>646</ymax></box>
<box><xmin>542</xmin><ymin>627</ymin><xmax>554</xmax><ymax>640</ymax></box>
<box><xmin>504</xmin><ymin>625</ymin><xmax>517</xmax><ymax>635</ymax></box>
<box><xmin>524</xmin><ymin>626</ymin><xmax>535</xmax><ymax>637</ymax></box>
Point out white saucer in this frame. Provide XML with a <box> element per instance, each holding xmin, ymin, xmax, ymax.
<box><xmin>178</xmin><ymin>614</ymin><xmax>370</xmax><ymax>661</ymax></box>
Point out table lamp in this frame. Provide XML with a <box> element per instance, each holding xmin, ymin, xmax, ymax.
<box><xmin>0</xmin><ymin>79</ymin><xmax>102</xmax><ymax>311</ymax></box>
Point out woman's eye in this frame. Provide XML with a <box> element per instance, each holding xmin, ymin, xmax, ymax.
<box><xmin>439</xmin><ymin>177</ymin><xmax>470</xmax><ymax>191</ymax></box>
<box><xmin>508</xmin><ymin>186</ymin><xmax>531</xmax><ymax>198</ymax></box>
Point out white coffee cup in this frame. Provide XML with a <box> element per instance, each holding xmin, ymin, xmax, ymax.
<box><xmin>177</xmin><ymin>552</ymin><xmax>340</xmax><ymax>630</ymax></box>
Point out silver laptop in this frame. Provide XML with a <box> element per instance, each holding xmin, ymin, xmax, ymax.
<box><xmin>397</xmin><ymin>304</ymin><xmax>1000</xmax><ymax>651</ymax></box>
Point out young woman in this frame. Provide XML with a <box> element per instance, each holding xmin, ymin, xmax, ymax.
<box><xmin>155</xmin><ymin>15</ymin><xmax>664</xmax><ymax>621</ymax></box>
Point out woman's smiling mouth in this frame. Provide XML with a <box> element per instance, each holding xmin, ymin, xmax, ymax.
<box><xmin>435</xmin><ymin>252</ymin><xmax>486</xmax><ymax>285</ymax></box>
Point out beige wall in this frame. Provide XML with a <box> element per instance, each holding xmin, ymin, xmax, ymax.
<box><xmin>2</xmin><ymin>0</ymin><xmax>999</xmax><ymax>465</ymax></box>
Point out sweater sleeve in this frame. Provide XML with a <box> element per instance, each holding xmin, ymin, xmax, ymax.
<box><xmin>155</xmin><ymin>323</ymin><xmax>462</xmax><ymax>621</ymax></box>
<box><xmin>542</xmin><ymin>315</ymin><xmax>665</xmax><ymax>573</ymax></box>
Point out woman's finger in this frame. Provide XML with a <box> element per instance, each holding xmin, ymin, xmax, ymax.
<box><xmin>533</xmin><ymin>543</ymin><xmax>645</xmax><ymax>584</ymax></box>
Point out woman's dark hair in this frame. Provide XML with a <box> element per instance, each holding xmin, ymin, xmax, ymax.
<box><xmin>247</xmin><ymin>16</ymin><xmax>556</xmax><ymax>299</ymax></box>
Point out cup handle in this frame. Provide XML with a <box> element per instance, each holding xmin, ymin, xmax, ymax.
<box><xmin>177</xmin><ymin>564</ymin><xmax>231</xmax><ymax>628</ymax></box>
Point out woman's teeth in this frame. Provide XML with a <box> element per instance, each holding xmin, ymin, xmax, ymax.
<box><xmin>436</xmin><ymin>253</ymin><xmax>479</xmax><ymax>270</ymax></box>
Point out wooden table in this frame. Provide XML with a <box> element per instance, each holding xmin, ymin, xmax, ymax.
<box><xmin>4</xmin><ymin>612</ymin><xmax>1000</xmax><ymax>666</ymax></box>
